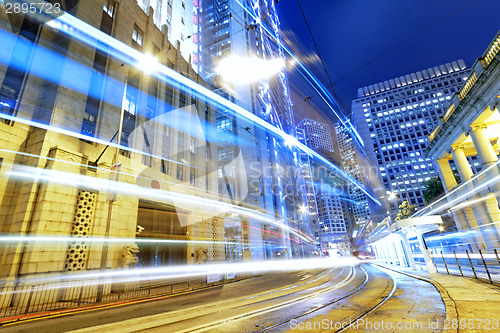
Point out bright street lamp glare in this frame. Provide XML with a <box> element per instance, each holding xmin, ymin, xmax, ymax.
<box><xmin>135</xmin><ymin>53</ymin><xmax>159</xmax><ymax>74</ymax></box>
<box><xmin>215</xmin><ymin>55</ymin><xmax>285</xmax><ymax>83</ymax></box>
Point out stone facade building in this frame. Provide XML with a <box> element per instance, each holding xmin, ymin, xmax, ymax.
<box><xmin>0</xmin><ymin>0</ymin><xmax>224</xmax><ymax>284</ymax></box>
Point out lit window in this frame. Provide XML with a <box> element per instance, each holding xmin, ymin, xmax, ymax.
<box><xmin>103</xmin><ymin>1</ymin><xmax>115</xmax><ymax>17</ymax></box>
<box><xmin>132</xmin><ymin>27</ymin><xmax>143</xmax><ymax>46</ymax></box>
<box><xmin>190</xmin><ymin>138</ymin><xmax>196</xmax><ymax>153</ymax></box>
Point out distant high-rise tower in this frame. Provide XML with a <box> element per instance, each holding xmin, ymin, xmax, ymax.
<box><xmin>352</xmin><ymin>60</ymin><xmax>475</xmax><ymax>214</ymax></box>
<box><xmin>334</xmin><ymin>121</ymin><xmax>371</xmax><ymax>230</ymax></box>
<box><xmin>297</xmin><ymin>119</ymin><xmax>350</xmax><ymax>252</ymax></box>
<box><xmin>297</xmin><ymin>118</ymin><xmax>335</xmax><ymax>152</ymax></box>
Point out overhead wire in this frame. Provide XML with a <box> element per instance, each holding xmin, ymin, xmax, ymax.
<box><xmin>295</xmin><ymin>0</ymin><xmax>337</xmax><ymax>100</ymax></box>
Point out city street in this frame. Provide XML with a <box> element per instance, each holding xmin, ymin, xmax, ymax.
<box><xmin>1</xmin><ymin>1</ymin><xmax>500</xmax><ymax>331</ymax></box>
<box><xmin>1</xmin><ymin>264</ymin><xmax>453</xmax><ymax>332</ymax></box>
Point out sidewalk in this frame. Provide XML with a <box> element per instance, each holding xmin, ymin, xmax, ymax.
<box><xmin>375</xmin><ymin>263</ymin><xmax>500</xmax><ymax>332</ymax></box>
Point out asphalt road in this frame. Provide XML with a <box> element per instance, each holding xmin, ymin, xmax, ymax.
<box><xmin>1</xmin><ymin>264</ymin><xmax>446</xmax><ymax>332</ymax></box>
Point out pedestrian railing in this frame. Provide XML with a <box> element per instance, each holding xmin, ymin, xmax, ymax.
<box><xmin>0</xmin><ymin>273</ymin><xmax>242</xmax><ymax>319</ymax></box>
<box><xmin>429</xmin><ymin>249</ymin><xmax>500</xmax><ymax>284</ymax></box>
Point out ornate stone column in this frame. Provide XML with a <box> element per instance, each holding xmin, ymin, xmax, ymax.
<box><xmin>470</xmin><ymin>125</ymin><xmax>500</xmax><ymax>206</ymax></box>
<box><xmin>437</xmin><ymin>158</ymin><xmax>457</xmax><ymax>191</ymax></box>
<box><xmin>436</xmin><ymin>157</ymin><xmax>471</xmax><ymax>234</ymax></box>
<box><xmin>451</xmin><ymin>145</ymin><xmax>500</xmax><ymax>249</ymax></box>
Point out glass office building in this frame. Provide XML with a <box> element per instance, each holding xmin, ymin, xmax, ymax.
<box><xmin>352</xmin><ymin>60</ymin><xmax>473</xmax><ymax>214</ymax></box>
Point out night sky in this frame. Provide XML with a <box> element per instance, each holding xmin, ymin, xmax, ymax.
<box><xmin>277</xmin><ymin>0</ymin><xmax>500</xmax><ymax>123</ymax></box>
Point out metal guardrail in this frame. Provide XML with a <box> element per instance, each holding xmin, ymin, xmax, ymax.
<box><xmin>0</xmin><ymin>274</ymin><xmax>242</xmax><ymax>319</ymax></box>
<box><xmin>429</xmin><ymin>248</ymin><xmax>500</xmax><ymax>284</ymax></box>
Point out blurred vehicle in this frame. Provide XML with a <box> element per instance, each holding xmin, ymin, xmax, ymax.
<box><xmin>353</xmin><ymin>251</ymin><xmax>375</xmax><ymax>260</ymax></box>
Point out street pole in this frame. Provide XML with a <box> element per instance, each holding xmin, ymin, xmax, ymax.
<box><xmin>96</xmin><ymin>77</ymin><xmax>127</xmax><ymax>302</ymax></box>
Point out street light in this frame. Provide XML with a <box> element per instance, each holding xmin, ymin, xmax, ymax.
<box><xmin>214</xmin><ymin>55</ymin><xmax>285</xmax><ymax>83</ymax></box>
<box><xmin>134</xmin><ymin>53</ymin><xmax>159</xmax><ymax>74</ymax></box>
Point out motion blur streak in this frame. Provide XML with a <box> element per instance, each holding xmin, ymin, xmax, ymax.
<box><xmin>233</xmin><ymin>0</ymin><xmax>365</xmax><ymax>148</ymax></box>
<box><xmin>0</xmin><ymin>235</ymin><xmax>239</xmax><ymax>246</ymax></box>
<box><xmin>6</xmin><ymin>165</ymin><xmax>314</xmax><ymax>243</ymax></box>
<box><xmin>0</xmin><ymin>257</ymin><xmax>361</xmax><ymax>291</ymax></box>
<box><xmin>46</xmin><ymin>8</ymin><xmax>380</xmax><ymax>206</ymax></box>
<box><xmin>413</xmin><ymin>159</ymin><xmax>500</xmax><ymax>217</ymax></box>
<box><xmin>0</xmin><ymin>148</ymin><xmax>220</xmax><ymax>197</ymax></box>
<box><xmin>0</xmin><ymin>12</ymin><xmax>379</xmax><ymax>205</ymax></box>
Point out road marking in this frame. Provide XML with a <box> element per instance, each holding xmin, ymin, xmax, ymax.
<box><xmin>63</xmin><ymin>268</ymin><xmax>348</xmax><ymax>333</ymax></box>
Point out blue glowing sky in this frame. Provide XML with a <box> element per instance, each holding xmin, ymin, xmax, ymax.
<box><xmin>278</xmin><ymin>0</ymin><xmax>500</xmax><ymax>119</ymax></box>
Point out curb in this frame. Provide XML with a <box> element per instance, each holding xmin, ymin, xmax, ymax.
<box><xmin>371</xmin><ymin>263</ymin><xmax>458</xmax><ymax>333</ymax></box>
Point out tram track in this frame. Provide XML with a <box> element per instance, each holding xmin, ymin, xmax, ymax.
<box><xmin>4</xmin><ymin>263</ymin><xmax>449</xmax><ymax>333</ymax></box>
<box><xmin>188</xmin><ymin>263</ymin><xmax>445</xmax><ymax>333</ymax></box>
<box><xmin>176</xmin><ymin>266</ymin><xmax>363</xmax><ymax>333</ymax></box>
<box><xmin>62</xmin><ymin>266</ymin><xmax>355</xmax><ymax>333</ymax></box>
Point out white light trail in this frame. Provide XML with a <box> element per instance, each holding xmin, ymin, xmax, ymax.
<box><xmin>49</xmin><ymin>9</ymin><xmax>380</xmax><ymax>206</ymax></box>
<box><xmin>233</xmin><ymin>0</ymin><xmax>365</xmax><ymax>147</ymax></box>
<box><xmin>1</xmin><ymin>257</ymin><xmax>361</xmax><ymax>292</ymax></box>
<box><xmin>0</xmin><ymin>235</ymin><xmax>239</xmax><ymax>246</ymax></box>
<box><xmin>6</xmin><ymin>165</ymin><xmax>314</xmax><ymax>243</ymax></box>
<box><xmin>413</xmin><ymin>159</ymin><xmax>500</xmax><ymax>217</ymax></box>
<box><xmin>215</xmin><ymin>55</ymin><xmax>285</xmax><ymax>83</ymax></box>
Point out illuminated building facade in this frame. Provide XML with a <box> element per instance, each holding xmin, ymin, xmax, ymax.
<box><xmin>425</xmin><ymin>31</ymin><xmax>500</xmax><ymax>249</ymax></box>
<box><xmin>0</xmin><ymin>0</ymin><xmax>222</xmax><ymax>280</ymax></box>
<box><xmin>352</xmin><ymin>60</ymin><xmax>471</xmax><ymax>214</ymax></box>
<box><xmin>297</xmin><ymin>119</ymin><xmax>350</xmax><ymax>251</ymax></box>
<box><xmin>201</xmin><ymin>0</ymin><xmax>312</xmax><ymax>258</ymax></box>
<box><xmin>297</xmin><ymin>118</ymin><xmax>335</xmax><ymax>153</ymax></box>
<box><xmin>135</xmin><ymin>0</ymin><xmax>202</xmax><ymax>72</ymax></box>
<box><xmin>334</xmin><ymin>121</ymin><xmax>371</xmax><ymax>230</ymax></box>
<box><xmin>296</xmin><ymin>127</ymin><xmax>320</xmax><ymax>237</ymax></box>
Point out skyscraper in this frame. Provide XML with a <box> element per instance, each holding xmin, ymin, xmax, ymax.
<box><xmin>334</xmin><ymin>121</ymin><xmax>371</xmax><ymax>230</ymax></box>
<box><xmin>297</xmin><ymin>119</ymin><xmax>350</xmax><ymax>252</ymax></box>
<box><xmin>352</xmin><ymin>60</ymin><xmax>472</xmax><ymax>214</ymax></box>
<box><xmin>201</xmin><ymin>0</ymin><xmax>312</xmax><ymax>258</ymax></box>
<box><xmin>296</xmin><ymin>118</ymin><xmax>335</xmax><ymax>152</ymax></box>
